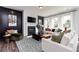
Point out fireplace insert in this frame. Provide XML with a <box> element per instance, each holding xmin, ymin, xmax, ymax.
<box><xmin>28</xmin><ymin>26</ymin><xmax>36</xmax><ymax>36</ymax></box>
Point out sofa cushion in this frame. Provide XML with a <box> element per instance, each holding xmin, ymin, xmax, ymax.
<box><xmin>51</xmin><ymin>32</ymin><xmax>64</xmax><ymax>43</ymax></box>
<box><xmin>67</xmin><ymin>34</ymin><xmax>78</xmax><ymax>51</ymax></box>
<box><xmin>56</xmin><ymin>28</ymin><xmax>62</xmax><ymax>32</ymax></box>
<box><xmin>61</xmin><ymin>31</ymin><xmax>75</xmax><ymax>46</ymax></box>
<box><xmin>61</xmin><ymin>35</ymin><xmax>70</xmax><ymax>46</ymax></box>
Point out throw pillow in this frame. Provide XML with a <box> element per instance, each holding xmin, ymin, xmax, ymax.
<box><xmin>56</xmin><ymin>28</ymin><xmax>62</xmax><ymax>32</ymax></box>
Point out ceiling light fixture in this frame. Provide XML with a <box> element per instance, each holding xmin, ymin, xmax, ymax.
<box><xmin>11</xmin><ymin>11</ymin><xmax>14</xmax><ymax>14</ymax></box>
<box><xmin>38</xmin><ymin>6</ymin><xmax>43</xmax><ymax>9</ymax></box>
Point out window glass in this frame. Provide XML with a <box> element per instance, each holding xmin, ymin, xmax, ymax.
<box><xmin>48</xmin><ymin>17</ymin><xmax>58</xmax><ymax>29</ymax></box>
<box><xmin>44</xmin><ymin>13</ymin><xmax>73</xmax><ymax>31</ymax></box>
<box><xmin>61</xmin><ymin>14</ymin><xmax>72</xmax><ymax>30</ymax></box>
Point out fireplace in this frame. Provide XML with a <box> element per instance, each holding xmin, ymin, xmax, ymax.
<box><xmin>28</xmin><ymin>26</ymin><xmax>36</xmax><ymax>36</ymax></box>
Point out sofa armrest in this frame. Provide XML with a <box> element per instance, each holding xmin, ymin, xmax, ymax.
<box><xmin>42</xmin><ymin>38</ymin><xmax>74</xmax><ymax>52</ymax></box>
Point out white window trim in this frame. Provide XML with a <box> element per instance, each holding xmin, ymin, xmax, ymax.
<box><xmin>44</xmin><ymin>12</ymin><xmax>74</xmax><ymax>31</ymax></box>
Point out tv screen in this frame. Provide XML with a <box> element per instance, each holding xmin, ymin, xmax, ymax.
<box><xmin>28</xmin><ymin>17</ymin><xmax>36</xmax><ymax>23</ymax></box>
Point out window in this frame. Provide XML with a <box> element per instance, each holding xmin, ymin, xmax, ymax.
<box><xmin>61</xmin><ymin>14</ymin><xmax>72</xmax><ymax>30</ymax></box>
<box><xmin>49</xmin><ymin>17</ymin><xmax>58</xmax><ymax>29</ymax></box>
<box><xmin>44</xmin><ymin>17</ymin><xmax>58</xmax><ymax>29</ymax></box>
<box><xmin>44</xmin><ymin>12</ymin><xmax>73</xmax><ymax>30</ymax></box>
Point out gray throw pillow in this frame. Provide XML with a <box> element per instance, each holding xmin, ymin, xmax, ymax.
<box><xmin>56</xmin><ymin>29</ymin><xmax>62</xmax><ymax>32</ymax></box>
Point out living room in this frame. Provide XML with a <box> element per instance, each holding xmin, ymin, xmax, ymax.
<box><xmin>0</xmin><ymin>6</ymin><xmax>79</xmax><ymax>52</ymax></box>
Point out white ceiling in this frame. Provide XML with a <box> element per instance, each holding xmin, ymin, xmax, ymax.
<box><xmin>4</xmin><ymin>6</ymin><xmax>79</xmax><ymax>16</ymax></box>
<box><xmin>38</xmin><ymin>6</ymin><xmax>79</xmax><ymax>16</ymax></box>
<box><xmin>4</xmin><ymin>6</ymin><xmax>78</xmax><ymax>11</ymax></box>
<box><xmin>4</xmin><ymin>6</ymin><xmax>46</xmax><ymax>11</ymax></box>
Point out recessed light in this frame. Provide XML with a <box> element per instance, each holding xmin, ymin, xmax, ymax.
<box><xmin>38</xmin><ymin>6</ymin><xmax>43</xmax><ymax>9</ymax></box>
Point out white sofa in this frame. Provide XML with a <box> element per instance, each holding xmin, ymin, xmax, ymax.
<box><xmin>42</xmin><ymin>32</ymin><xmax>79</xmax><ymax>52</ymax></box>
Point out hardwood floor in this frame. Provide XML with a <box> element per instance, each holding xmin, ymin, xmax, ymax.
<box><xmin>0</xmin><ymin>41</ymin><xmax>19</xmax><ymax>52</ymax></box>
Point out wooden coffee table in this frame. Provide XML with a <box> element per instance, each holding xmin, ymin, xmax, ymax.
<box><xmin>41</xmin><ymin>34</ymin><xmax>51</xmax><ymax>39</ymax></box>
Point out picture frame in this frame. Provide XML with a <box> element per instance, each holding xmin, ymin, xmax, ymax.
<box><xmin>8</xmin><ymin>14</ymin><xmax>17</xmax><ymax>26</ymax></box>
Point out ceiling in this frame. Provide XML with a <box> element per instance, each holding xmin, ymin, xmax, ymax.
<box><xmin>4</xmin><ymin>6</ymin><xmax>78</xmax><ymax>11</ymax></box>
<box><xmin>3</xmin><ymin>6</ymin><xmax>79</xmax><ymax>16</ymax></box>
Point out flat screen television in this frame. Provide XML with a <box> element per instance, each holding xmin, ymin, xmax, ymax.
<box><xmin>27</xmin><ymin>16</ymin><xmax>36</xmax><ymax>23</ymax></box>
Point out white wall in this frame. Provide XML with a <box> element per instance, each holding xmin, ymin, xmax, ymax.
<box><xmin>23</xmin><ymin>7</ymin><xmax>39</xmax><ymax>36</ymax></box>
<box><xmin>73</xmin><ymin>9</ymin><xmax>79</xmax><ymax>36</ymax></box>
<box><xmin>38</xmin><ymin>6</ymin><xmax>79</xmax><ymax>36</ymax></box>
<box><xmin>5</xmin><ymin>6</ymin><xmax>79</xmax><ymax>37</ymax></box>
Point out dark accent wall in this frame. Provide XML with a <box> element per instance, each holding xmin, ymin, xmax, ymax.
<box><xmin>0</xmin><ymin>7</ymin><xmax>23</xmax><ymax>39</ymax></box>
<box><xmin>38</xmin><ymin>16</ymin><xmax>44</xmax><ymax>25</ymax></box>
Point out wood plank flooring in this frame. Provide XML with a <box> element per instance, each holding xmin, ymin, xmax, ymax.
<box><xmin>0</xmin><ymin>41</ymin><xmax>19</xmax><ymax>52</ymax></box>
